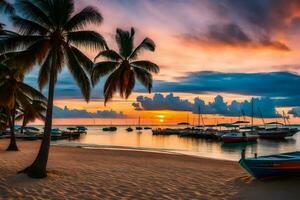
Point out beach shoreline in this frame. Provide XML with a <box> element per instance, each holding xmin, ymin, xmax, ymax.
<box><xmin>1</xmin><ymin>139</ymin><xmax>300</xmax><ymax>200</ymax></box>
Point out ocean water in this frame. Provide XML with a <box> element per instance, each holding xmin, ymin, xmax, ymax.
<box><xmin>49</xmin><ymin>125</ymin><xmax>300</xmax><ymax>161</ymax></box>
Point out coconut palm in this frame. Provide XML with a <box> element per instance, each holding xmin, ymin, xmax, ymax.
<box><xmin>18</xmin><ymin>99</ymin><xmax>46</xmax><ymax>134</ymax></box>
<box><xmin>92</xmin><ymin>28</ymin><xmax>159</xmax><ymax>104</ymax></box>
<box><xmin>0</xmin><ymin>0</ymin><xmax>106</xmax><ymax>178</ymax></box>
<box><xmin>0</xmin><ymin>63</ymin><xmax>46</xmax><ymax>151</ymax></box>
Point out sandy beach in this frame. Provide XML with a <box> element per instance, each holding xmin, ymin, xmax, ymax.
<box><xmin>0</xmin><ymin>140</ymin><xmax>299</xmax><ymax>200</ymax></box>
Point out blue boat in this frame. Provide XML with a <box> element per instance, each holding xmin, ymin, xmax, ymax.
<box><xmin>239</xmin><ymin>150</ymin><xmax>300</xmax><ymax>179</ymax></box>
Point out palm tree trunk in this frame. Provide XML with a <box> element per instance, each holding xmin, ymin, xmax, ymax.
<box><xmin>7</xmin><ymin>104</ymin><xmax>18</xmax><ymax>151</ymax></box>
<box><xmin>20</xmin><ymin>66</ymin><xmax>55</xmax><ymax>178</ymax></box>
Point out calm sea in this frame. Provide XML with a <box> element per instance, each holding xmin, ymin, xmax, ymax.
<box><xmin>47</xmin><ymin>125</ymin><xmax>300</xmax><ymax>161</ymax></box>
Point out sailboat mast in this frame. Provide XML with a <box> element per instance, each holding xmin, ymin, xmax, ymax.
<box><xmin>138</xmin><ymin>116</ymin><xmax>141</xmax><ymax>126</ymax></box>
<box><xmin>258</xmin><ymin>107</ymin><xmax>265</xmax><ymax>126</ymax></box>
<box><xmin>282</xmin><ymin>111</ymin><xmax>287</xmax><ymax>125</ymax></box>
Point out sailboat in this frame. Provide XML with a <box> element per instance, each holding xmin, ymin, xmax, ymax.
<box><xmin>103</xmin><ymin>119</ymin><xmax>117</xmax><ymax>132</ymax></box>
<box><xmin>221</xmin><ymin>98</ymin><xmax>258</xmax><ymax>143</ymax></box>
<box><xmin>257</xmin><ymin>111</ymin><xmax>298</xmax><ymax>139</ymax></box>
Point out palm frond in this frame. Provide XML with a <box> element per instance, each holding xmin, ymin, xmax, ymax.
<box><xmin>103</xmin><ymin>69</ymin><xmax>121</xmax><ymax>105</ymax></box>
<box><xmin>68</xmin><ymin>30</ymin><xmax>107</xmax><ymax>50</ymax></box>
<box><xmin>129</xmin><ymin>38</ymin><xmax>155</xmax><ymax>60</ymax></box>
<box><xmin>12</xmin><ymin>15</ymin><xmax>48</xmax><ymax>35</ymax></box>
<box><xmin>131</xmin><ymin>60</ymin><xmax>159</xmax><ymax>73</ymax></box>
<box><xmin>3</xmin><ymin>39</ymin><xmax>51</xmax><ymax>73</ymax></box>
<box><xmin>17</xmin><ymin>82</ymin><xmax>47</xmax><ymax>101</ymax></box>
<box><xmin>65</xmin><ymin>6</ymin><xmax>102</xmax><ymax>31</ymax></box>
<box><xmin>0</xmin><ymin>80</ymin><xmax>15</xmax><ymax>109</ymax></box>
<box><xmin>91</xmin><ymin>61</ymin><xmax>119</xmax><ymax>86</ymax></box>
<box><xmin>47</xmin><ymin>0</ymin><xmax>74</xmax><ymax>27</ymax></box>
<box><xmin>38</xmin><ymin>50</ymin><xmax>52</xmax><ymax>90</ymax></box>
<box><xmin>15</xmin><ymin>0</ymin><xmax>52</xmax><ymax>28</ymax></box>
<box><xmin>64</xmin><ymin>45</ymin><xmax>91</xmax><ymax>102</ymax></box>
<box><xmin>133</xmin><ymin>67</ymin><xmax>153</xmax><ymax>93</ymax></box>
<box><xmin>70</xmin><ymin>46</ymin><xmax>93</xmax><ymax>74</ymax></box>
<box><xmin>94</xmin><ymin>49</ymin><xmax>123</xmax><ymax>62</ymax></box>
<box><xmin>115</xmin><ymin>28</ymin><xmax>135</xmax><ymax>58</ymax></box>
<box><xmin>0</xmin><ymin>34</ymin><xmax>44</xmax><ymax>54</ymax></box>
<box><xmin>119</xmin><ymin>67</ymin><xmax>135</xmax><ymax>99</ymax></box>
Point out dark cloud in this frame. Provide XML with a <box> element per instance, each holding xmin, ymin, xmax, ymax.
<box><xmin>133</xmin><ymin>93</ymin><xmax>280</xmax><ymax>118</ymax></box>
<box><xmin>149</xmin><ymin>71</ymin><xmax>300</xmax><ymax>106</ymax></box>
<box><xmin>152</xmin><ymin>71</ymin><xmax>300</xmax><ymax>97</ymax></box>
<box><xmin>53</xmin><ymin>106</ymin><xmax>126</xmax><ymax>118</ymax></box>
<box><xmin>213</xmin><ymin>0</ymin><xmax>300</xmax><ymax>32</ymax></box>
<box><xmin>288</xmin><ymin>107</ymin><xmax>300</xmax><ymax>117</ymax></box>
<box><xmin>208</xmin><ymin>23</ymin><xmax>250</xmax><ymax>45</ymax></box>
<box><xmin>181</xmin><ymin>23</ymin><xmax>289</xmax><ymax>51</ymax></box>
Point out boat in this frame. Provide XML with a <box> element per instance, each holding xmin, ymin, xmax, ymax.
<box><xmin>51</xmin><ymin>128</ymin><xmax>65</xmax><ymax>140</ymax></box>
<box><xmin>102</xmin><ymin>126</ymin><xmax>117</xmax><ymax>132</ymax></box>
<box><xmin>76</xmin><ymin>126</ymin><xmax>87</xmax><ymax>133</ymax></box>
<box><xmin>221</xmin><ymin>132</ymin><xmax>258</xmax><ymax>143</ymax></box>
<box><xmin>239</xmin><ymin>150</ymin><xmax>300</xmax><ymax>179</ymax></box>
<box><xmin>126</xmin><ymin>127</ymin><xmax>133</xmax><ymax>132</ymax></box>
<box><xmin>152</xmin><ymin>128</ymin><xmax>184</xmax><ymax>135</ymax></box>
<box><xmin>21</xmin><ymin>127</ymin><xmax>42</xmax><ymax>140</ymax></box>
<box><xmin>64</xmin><ymin>127</ymin><xmax>81</xmax><ymax>139</ymax></box>
<box><xmin>144</xmin><ymin>127</ymin><xmax>152</xmax><ymax>130</ymax></box>
<box><xmin>258</xmin><ymin>122</ymin><xmax>298</xmax><ymax>139</ymax></box>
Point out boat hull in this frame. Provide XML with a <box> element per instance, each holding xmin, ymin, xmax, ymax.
<box><xmin>222</xmin><ymin>136</ymin><xmax>257</xmax><ymax>143</ymax></box>
<box><xmin>240</xmin><ymin>158</ymin><xmax>300</xmax><ymax>179</ymax></box>
<box><xmin>258</xmin><ymin>129</ymin><xmax>298</xmax><ymax>139</ymax></box>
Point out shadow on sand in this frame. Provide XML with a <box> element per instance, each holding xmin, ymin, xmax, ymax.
<box><xmin>232</xmin><ymin>175</ymin><xmax>300</xmax><ymax>200</ymax></box>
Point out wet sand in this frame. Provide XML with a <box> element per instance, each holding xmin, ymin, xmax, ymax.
<box><xmin>0</xmin><ymin>140</ymin><xmax>299</xmax><ymax>200</ymax></box>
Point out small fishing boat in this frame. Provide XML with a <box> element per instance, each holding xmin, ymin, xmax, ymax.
<box><xmin>144</xmin><ymin>127</ymin><xmax>152</xmax><ymax>130</ymax></box>
<box><xmin>51</xmin><ymin>128</ymin><xmax>65</xmax><ymax>140</ymax></box>
<box><xmin>126</xmin><ymin>127</ymin><xmax>133</xmax><ymax>132</ymax></box>
<box><xmin>21</xmin><ymin>127</ymin><xmax>42</xmax><ymax>140</ymax></box>
<box><xmin>239</xmin><ymin>150</ymin><xmax>300</xmax><ymax>179</ymax></box>
<box><xmin>76</xmin><ymin>126</ymin><xmax>88</xmax><ymax>133</ymax></box>
<box><xmin>102</xmin><ymin>127</ymin><xmax>117</xmax><ymax>132</ymax></box>
<box><xmin>221</xmin><ymin>132</ymin><xmax>258</xmax><ymax>143</ymax></box>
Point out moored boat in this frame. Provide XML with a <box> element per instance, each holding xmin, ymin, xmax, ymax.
<box><xmin>76</xmin><ymin>126</ymin><xmax>88</xmax><ymax>133</ymax></box>
<box><xmin>102</xmin><ymin>126</ymin><xmax>117</xmax><ymax>132</ymax></box>
<box><xmin>257</xmin><ymin>122</ymin><xmax>299</xmax><ymax>139</ymax></box>
<box><xmin>221</xmin><ymin>132</ymin><xmax>258</xmax><ymax>143</ymax></box>
<box><xmin>126</xmin><ymin>127</ymin><xmax>133</xmax><ymax>132</ymax></box>
<box><xmin>239</xmin><ymin>150</ymin><xmax>300</xmax><ymax>179</ymax></box>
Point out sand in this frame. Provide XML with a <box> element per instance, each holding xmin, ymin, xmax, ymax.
<box><xmin>0</xmin><ymin>140</ymin><xmax>300</xmax><ymax>200</ymax></box>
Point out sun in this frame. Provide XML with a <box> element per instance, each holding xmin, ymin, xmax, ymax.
<box><xmin>159</xmin><ymin>119</ymin><xmax>164</xmax><ymax>123</ymax></box>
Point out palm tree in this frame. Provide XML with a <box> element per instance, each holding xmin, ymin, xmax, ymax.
<box><xmin>92</xmin><ymin>28</ymin><xmax>159</xmax><ymax>104</ymax></box>
<box><xmin>0</xmin><ymin>63</ymin><xmax>46</xmax><ymax>151</ymax></box>
<box><xmin>0</xmin><ymin>0</ymin><xmax>106</xmax><ymax>178</ymax></box>
<box><xmin>18</xmin><ymin>99</ymin><xmax>46</xmax><ymax>134</ymax></box>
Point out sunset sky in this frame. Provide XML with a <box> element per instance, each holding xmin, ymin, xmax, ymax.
<box><xmin>5</xmin><ymin>0</ymin><xmax>300</xmax><ymax>125</ymax></box>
